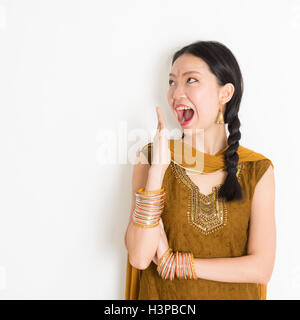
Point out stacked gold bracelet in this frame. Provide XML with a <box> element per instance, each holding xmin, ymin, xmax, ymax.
<box><xmin>156</xmin><ymin>248</ymin><xmax>198</xmax><ymax>280</ymax></box>
<box><xmin>133</xmin><ymin>187</ymin><xmax>166</xmax><ymax>228</ymax></box>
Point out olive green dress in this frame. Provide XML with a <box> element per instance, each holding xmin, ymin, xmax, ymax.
<box><xmin>137</xmin><ymin>142</ymin><xmax>272</xmax><ymax>300</ymax></box>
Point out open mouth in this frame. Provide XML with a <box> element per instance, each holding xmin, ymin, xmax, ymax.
<box><xmin>175</xmin><ymin>107</ymin><xmax>195</xmax><ymax>125</ymax></box>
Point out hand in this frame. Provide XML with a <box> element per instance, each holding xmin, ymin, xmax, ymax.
<box><xmin>151</xmin><ymin>106</ymin><xmax>171</xmax><ymax>171</ymax></box>
<box><xmin>152</xmin><ymin>219</ymin><xmax>170</xmax><ymax>265</ymax></box>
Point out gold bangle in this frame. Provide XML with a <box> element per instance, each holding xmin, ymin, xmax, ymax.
<box><xmin>186</xmin><ymin>252</ymin><xmax>192</xmax><ymax>279</ymax></box>
<box><xmin>173</xmin><ymin>251</ymin><xmax>198</xmax><ymax>280</ymax></box>
<box><xmin>170</xmin><ymin>254</ymin><xmax>176</xmax><ymax>280</ymax></box>
<box><xmin>137</xmin><ymin>187</ymin><xmax>164</xmax><ymax>195</ymax></box>
<box><xmin>161</xmin><ymin>250</ymin><xmax>174</xmax><ymax>279</ymax></box>
<box><xmin>190</xmin><ymin>252</ymin><xmax>198</xmax><ymax>279</ymax></box>
<box><xmin>133</xmin><ymin>220</ymin><xmax>160</xmax><ymax>228</ymax></box>
<box><xmin>165</xmin><ymin>251</ymin><xmax>175</xmax><ymax>280</ymax></box>
<box><xmin>157</xmin><ymin>248</ymin><xmax>172</xmax><ymax>273</ymax></box>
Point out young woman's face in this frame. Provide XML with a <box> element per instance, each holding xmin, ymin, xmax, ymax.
<box><xmin>167</xmin><ymin>53</ymin><xmax>228</xmax><ymax>130</ymax></box>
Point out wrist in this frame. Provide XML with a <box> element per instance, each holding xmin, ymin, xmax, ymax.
<box><xmin>156</xmin><ymin>249</ymin><xmax>198</xmax><ymax>280</ymax></box>
<box><xmin>149</xmin><ymin>165</ymin><xmax>166</xmax><ymax>179</ymax></box>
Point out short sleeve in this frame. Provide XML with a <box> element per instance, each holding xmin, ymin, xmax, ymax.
<box><xmin>249</xmin><ymin>158</ymin><xmax>274</xmax><ymax>200</ymax></box>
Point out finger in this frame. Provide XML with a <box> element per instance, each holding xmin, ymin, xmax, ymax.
<box><xmin>156</xmin><ymin>107</ymin><xmax>161</xmax><ymax>131</ymax></box>
<box><xmin>156</xmin><ymin>106</ymin><xmax>166</xmax><ymax>130</ymax></box>
<box><xmin>156</xmin><ymin>106</ymin><xmax>165</xmax><ymax>130</ymax></box>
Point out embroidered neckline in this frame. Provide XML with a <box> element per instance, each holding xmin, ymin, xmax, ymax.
<box><xmin>184</xmin><ymin>162</ymin><xmax>243</xmax><ymax>198</ymax></box>
<box><xmin>170</xmin><ymin>161</ymin><xmax>244</xmax><ymax>235</ymax></box>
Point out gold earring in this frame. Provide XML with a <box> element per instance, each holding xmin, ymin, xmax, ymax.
<box><xmin>216</xmin><ymin>107</ymin><xmax>224</xmax><ymax>124</ymax></box>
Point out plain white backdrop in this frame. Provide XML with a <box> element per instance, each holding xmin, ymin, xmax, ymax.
<box><xmin>0</xmin><ymin>0</ymin><xmax>299</xmax><ymax>299</ymax></box>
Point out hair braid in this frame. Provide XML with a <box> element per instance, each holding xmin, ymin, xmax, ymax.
<box><xmin>218</xmin><ymin>114</ymin><xmax>243</xmax><ymax>201</ymax></box>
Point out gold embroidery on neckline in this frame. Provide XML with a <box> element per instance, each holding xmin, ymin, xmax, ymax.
<box><xmin>170</xmin><ymin>161</ymin><xmax>244</xmax><ymax>235</ymax></box>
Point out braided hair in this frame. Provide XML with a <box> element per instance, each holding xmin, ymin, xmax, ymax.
<box><xmin>173</xmin><ymin>41</ymin><xmax>244</xmax><ymax>202</ymax></box>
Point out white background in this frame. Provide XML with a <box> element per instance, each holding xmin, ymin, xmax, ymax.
<box><xmin>0</xmin><ymin>0</ymin><xmax>299</xmax><ymax>299</ymax></box>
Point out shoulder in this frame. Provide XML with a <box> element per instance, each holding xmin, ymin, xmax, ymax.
<box><xmin>238</xmin><ymin>146</ymin><xmax>275</xmax><ymax>200</ymax></box>
<box><xmin>138</xmin><ymin>142</ymin><xmax>153</xmax><ymax>165</ymax></box>
<box><xmin>238</xmin><ymin>145</ymin><xmax>274</xmax><ymax>172</ymax></box>
<box><xmin>131</xmin><ymin>143</ymin><xmax>153</xmax><ymax>188</ymax></box>
<box><xmin>140</xmin><ymin>141</ymin><xmax>152</xmax><ymax>152</ymax></box>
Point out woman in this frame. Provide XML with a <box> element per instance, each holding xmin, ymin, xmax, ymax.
<box><xmin>124</xmin><ymin>40</ymin><xmax>276</xmax><ymax>300</ymax></box>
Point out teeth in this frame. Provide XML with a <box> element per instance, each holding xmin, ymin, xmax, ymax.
<box><xmin>176</xmin><ymin>106</ymin><xmax>192</xmax><ymax>110</ymax></box>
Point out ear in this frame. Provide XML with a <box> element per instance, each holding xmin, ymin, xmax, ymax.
<box><xmin>219</xmin><ymin>83</ymin><xmax>235</xmax><ymax>105</ymax></box>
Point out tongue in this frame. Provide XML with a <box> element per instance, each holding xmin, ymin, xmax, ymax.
<box><xmin>176</xmin><ymin>109</ymin><xmax>194</xmax><ymax>122</ymax></box>
<box><xmin>183</xmin><ymin>109</ymin><xmax>194</xmax><ymax>121</ymax></box>
<box><xmin>176</xmin><ymin>109</ymin><xmax>184</xmax><ymax>121</ymax></box>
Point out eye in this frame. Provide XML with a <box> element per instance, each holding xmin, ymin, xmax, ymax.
<box><xmin>168</xmin><ymin>77</ymin><xmax>197</xmax><ymax>86</ymax></box>
<box><xmin>187</xmin><ymin>77</ymin><xmax>197</xmax><ymax>83</ymax></box>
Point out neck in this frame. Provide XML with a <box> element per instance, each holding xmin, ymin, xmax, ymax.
<box><xmin>181</xmin><ymin>124</ymin><xmax>228</xmax><ymax>156</ymax></box>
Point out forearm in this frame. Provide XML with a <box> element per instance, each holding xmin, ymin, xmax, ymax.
<box><xmin>144</xmin><ymin>165</ymin><xmax>166</xmax><ymax>191</ymax></box>
<box><xmin>126</xmin><ymin>166</ymin><xmax>166</xmax><ymax>270</ymax></box>
<box><xmin>126</xmin><ymin>221</ymin><xmax>160</xmax><ymax>270</ymax></box>
<box><xmin>193</xmin><ymin>254</ymin><xmax>267</xmax><ymax>284</ymax></box>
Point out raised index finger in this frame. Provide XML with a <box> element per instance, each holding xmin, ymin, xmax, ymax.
<box><xmin>156</xmin><ymin>106</ymin><xmax>166</xmax><ymax>130</ymax></box>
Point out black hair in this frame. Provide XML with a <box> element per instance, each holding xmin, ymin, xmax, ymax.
<box><xmin>172</xmin><ymin>40</ymin><xmax>243</xmax><ymax>202</ymax></box>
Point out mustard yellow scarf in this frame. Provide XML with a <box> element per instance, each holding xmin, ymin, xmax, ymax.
<box><xmin>168</xmin><ymin>138</ymin><xmax>274</xmax><ymax>173</ymax></box>
<box><xmin>125</xmin><ymin>139</ymin><xmax>273</xmax><ymax>300</ymax></box>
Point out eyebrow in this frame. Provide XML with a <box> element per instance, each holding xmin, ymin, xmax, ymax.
<box><xmin>169</xmin><ymin>71</ymin><xmax>203</xmax><ymax>77</ymax></box>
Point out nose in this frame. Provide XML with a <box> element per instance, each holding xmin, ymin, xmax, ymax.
<box><xmin>172</xmin><ymin>83</ymin><xmax>186</xmax><ymax>101</ymax></box>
